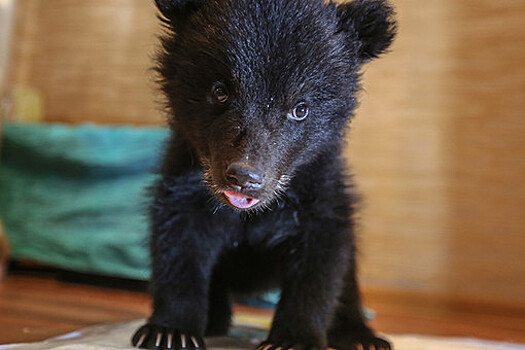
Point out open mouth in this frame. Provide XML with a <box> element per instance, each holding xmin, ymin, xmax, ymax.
<box><xmin>223</xmin><ymin>191</ymin><xmax>260</xmax><ymax>209</ymax></box>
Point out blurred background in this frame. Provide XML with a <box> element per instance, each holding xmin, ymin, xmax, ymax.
<box><xmin>0</xmin><ymin>0</ymin><xmax>524</xmax><ymax>346</ymax></box>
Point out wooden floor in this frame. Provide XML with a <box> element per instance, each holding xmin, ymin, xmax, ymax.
<box><xmin>1</xmin><ymin>273</ymin><xmax>524</xmax><ymax>346</ymax></box>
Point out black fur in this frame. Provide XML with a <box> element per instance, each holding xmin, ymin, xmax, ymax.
<box><xmin>132</xmin><ymin>0</ymin><xmax>396</xmax><ymax>349</ymax></box>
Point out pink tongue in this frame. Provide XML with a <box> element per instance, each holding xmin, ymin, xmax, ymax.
<box><xmin>223</xmin><ymin>191</ymin><xmax>260</xmax><ymax>209</ymax></box>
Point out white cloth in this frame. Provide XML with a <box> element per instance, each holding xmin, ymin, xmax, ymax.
<box><xmin>1</xmin><ymin>320</ymin><xmax>524</xmax><ymax>350</ymax></box>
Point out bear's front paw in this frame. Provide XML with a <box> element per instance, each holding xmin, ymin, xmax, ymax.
<box><xmin>256</xmin><ymin>340</ymin><xmax>325</xmax><ymax>350</ymax></box>
<box><xmin>350</xmin><ymin>335</ymin><xmax>391</xmax><ymax>350</ymax></box>
<box><xmin>331</xmin><ymin>335</ymin><xmax>392</xmax><ymax>350</ymax></box>
<box><xmin>132</xmin><ymin>324</ymin><xmax>205</xmax><ymax>350</ymax></box>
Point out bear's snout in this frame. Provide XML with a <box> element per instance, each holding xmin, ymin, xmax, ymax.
<box><xmin>225</xmin><ymin>162</ymin><xmax>265</xmax><ymax>191</ymax></box>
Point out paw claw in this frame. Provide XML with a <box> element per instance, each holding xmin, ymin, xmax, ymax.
<box><xmin>155</xmin><ymin>332</ymin><xmax>164</xmax><ymax>348</ymax></box>
<box><xmin>167</xmin><ymin>332</ymin><xmax>174</xmax><ymax>349</ymax></box>
<box><xmin>181</xmin><ymin>334</ymin><xmax>187</xmax><ymax>349</ymax></box>
<box><xmin>132</xmin><ymin>325</ymin><xmax>150</xmax><ymax>348</ymax></box>
<box><xmin>191</xmin><ymin>335</ymin><xmax>201</xmax><ymax>349</ymax></box>
<box><xmin>136</xmin><ymin>333</ymin><xmax>148</xmax><ymax>348</ymax></box>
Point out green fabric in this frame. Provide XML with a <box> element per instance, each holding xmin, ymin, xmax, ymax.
<box><xmin>0</xmin><ymin>122</ymin><xmax>168</xmax><ymax>280</ymax></box>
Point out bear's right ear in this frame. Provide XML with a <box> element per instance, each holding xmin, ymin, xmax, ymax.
<box><xmin>154</xmin><ymin>0</ymin><xmax>206</xmax><ymax>23</ymax></box>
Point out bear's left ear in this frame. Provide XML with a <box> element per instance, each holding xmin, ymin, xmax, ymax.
<box><xmin>337</xmin><ymin>0</ymin><xmax>397</xmax><ymax>63</ymax></box>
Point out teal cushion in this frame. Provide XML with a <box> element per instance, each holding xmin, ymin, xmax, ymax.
<box><xmin>0</xmin><ymin>122</ymin><xmax>169</xmax><ymax>280</ymax></box>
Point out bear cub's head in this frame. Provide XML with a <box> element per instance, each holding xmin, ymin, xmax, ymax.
<box><xmin>155</xmin><ymin>0</ymin><xmax>396</xmax><ymax>211</ymax></box>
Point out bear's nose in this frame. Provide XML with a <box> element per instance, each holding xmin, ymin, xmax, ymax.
<box><xmin>225</xmin><ymin>162</ymin><xmax>265</xmax><ymax>190</ymax></box>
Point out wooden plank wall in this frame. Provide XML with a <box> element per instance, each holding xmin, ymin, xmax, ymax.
<box><xmin>6</xmin><ymin>0</ymin><xmax>525</xmax><ymax>303</ymax></box>
<box><xmin>349</xmin><ymin>0</ymin><xmax>525</xmax><ymax>304</ymax></box>
<box><xmin>7</xmin><ymin>0</ymin><xmax>161</xmax><ymax>124</ymax></box>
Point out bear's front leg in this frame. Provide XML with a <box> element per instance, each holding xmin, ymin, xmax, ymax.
<box><xmin>132</xmin><ymin>176</ymin><xmax>235</xmax><ymax>350</ymax></box>
<box><xmin>327</xmin><ymin>263</ymin><xmax>392</xmax><ymax>350</ymax></box>
<box><xmin>258</xmin><ymin>218</ymin><xmax>350</xmax><ymax>350</ymax></box>
<box><xmin>133</xmin><ymin>246</ymin><xmax>213</xmax><ymax>350</ymax></box>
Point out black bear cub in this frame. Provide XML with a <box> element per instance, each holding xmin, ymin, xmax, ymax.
<box><xmin>132</xmin><ymin>0</ymin><xmax>396</xmax><ymax>349</ymax></box>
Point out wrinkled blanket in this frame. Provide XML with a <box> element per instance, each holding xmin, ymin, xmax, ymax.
<box><xmin>1</xmin><ymin>320</ymin><xmax>524</xmax><ymax>350</ymax></box>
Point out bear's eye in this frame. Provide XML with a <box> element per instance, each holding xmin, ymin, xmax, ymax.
<box><xmin>288</xmin><ymin>102</ymin><xmax>309</xmax><ymax>121</ymax></box>
<box><xmin>211</xmin><ymin>82</ymin><xmax>230</xmax><ymax>104</ymax></box>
